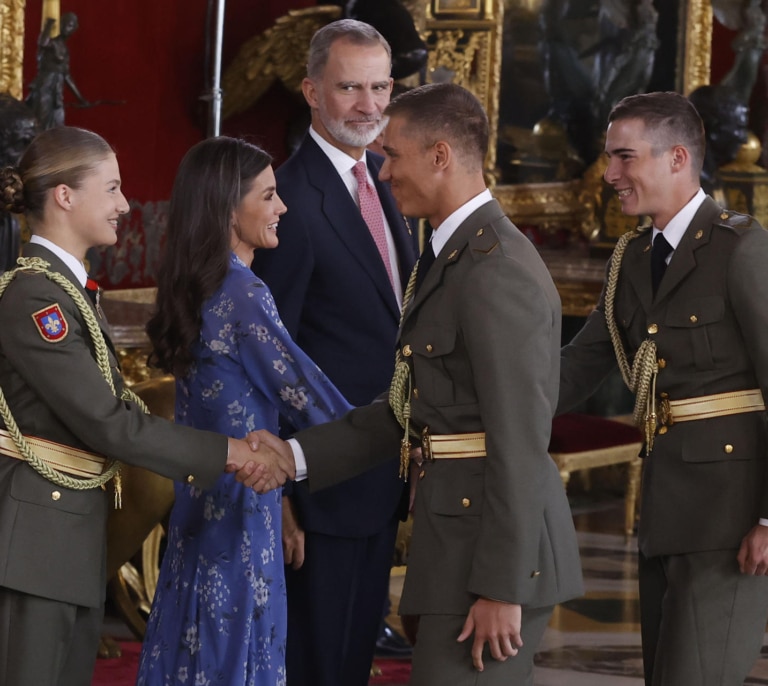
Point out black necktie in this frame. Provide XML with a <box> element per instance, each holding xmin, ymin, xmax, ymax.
<box><xmin>651</xmin><ymin>233</ymin><xmax>673</xmax><ymax>298</ymax></box>
<box><xmin>415</xmin><ymin>240</ymin><xmax>436</xmax><ymax>292</ymax></box>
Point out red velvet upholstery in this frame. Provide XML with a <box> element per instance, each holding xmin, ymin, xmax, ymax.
<box><xmin>549</xmin><ymin>413</ymin><xmax>642</xmax><ymax>453</ymax></box>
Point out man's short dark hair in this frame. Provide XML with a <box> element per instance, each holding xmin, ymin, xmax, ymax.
<box><xmin>385</xmin><ymin>83</ymin><xmax>488</xmax><ymax>171</ymax></box>
<box><xmin>608</xmin><ymin>91</ymin><xmax>705</xmax><ymax>175</ymax></box>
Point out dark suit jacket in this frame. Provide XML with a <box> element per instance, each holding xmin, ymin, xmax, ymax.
<box><xmin>295</xmin><ymin>199</ymin><xmax>584</xmax><ymax>614</ymax></box>
<box><xmin>0</xmin><ymin>244</ymin><xmax>226</xmax><ymax>608</ymax></box>
<box><xmin>251</xmin><ymin>133</ymin><xmax>417</xmax><ymax>537</ymax></box>
<box><xmin>559</xmin><ymin>197</ymin><xmax>768</xmax><ymax>557</ymax></box>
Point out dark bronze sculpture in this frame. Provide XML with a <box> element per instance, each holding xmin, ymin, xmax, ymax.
<box><xmin>535</xmin><ymin>0</ymin><xmax>659</xmax><ymax>171</ymax></box>
<box><xmin>0</xmin><ymin>94</ymin><xmax>39</xmax><ymax>272</ymax></box>
<box><xmin>25</xmin><ymin>13</ymin><xmax>89</xmax><ymax>130</ymax></box>
<box><xmin>688</xmin><ymin>1</ymin><xmax>767</xmax><ymax>196</ymax></box>
<box><xmin>715</xmin><ymin>0</ymin><xmax>767</xmax><ymax>105</ymax></box>
<box><xmin>688</xmin><ymin>85</ymin><xmax>750</xmax><ymax>196</ymax></box>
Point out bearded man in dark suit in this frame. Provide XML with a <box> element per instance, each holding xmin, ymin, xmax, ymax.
<box><xmin>251</xmin><ymin>19</ymin><xmax>417</xmax><ymax>686</ymax></box>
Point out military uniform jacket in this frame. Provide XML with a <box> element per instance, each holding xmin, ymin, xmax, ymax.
<box><xmin>296</xmin><ymin>199</ymin><xmax>584</xmax><ymax>615</ymax></box>
<box><xmin>559</xmin><ymin>196</ymin><xmax>768</xmax><ymax>558</ymax></box>
<box><xmin>0</xmin><ymin>244</ymin><xmax>226</xmax><ymax>608</ymax></box>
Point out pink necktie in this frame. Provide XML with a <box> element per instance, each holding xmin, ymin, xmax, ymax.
<box><xmin>353</xmin><ymin>161</ymin><xmax>395</xmax><ymax>290</ymax></box>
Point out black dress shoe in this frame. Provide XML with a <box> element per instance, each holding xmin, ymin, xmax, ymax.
<box><xmin>375</xmin><ymin>622</ymin><xmax>413</xmax><ymax>658</ymax></box>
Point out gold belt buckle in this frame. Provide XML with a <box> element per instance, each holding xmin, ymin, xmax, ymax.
<box><xmin>421</xmin><ymin>426</ymin><xmax>433</xmax><ymax>462</ymax></box>
<box><xmin>658</xmin><ymin>397</ymin><xmax>673</xmax><ymax>427</ymax></box>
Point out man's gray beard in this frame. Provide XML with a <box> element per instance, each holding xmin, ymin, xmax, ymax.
<box><xmin>325</xmin><ymin>116</ymin><xmax>388</xmax><ymax>149</ymax></box>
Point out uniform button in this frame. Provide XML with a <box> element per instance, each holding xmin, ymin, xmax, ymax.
<box><xmin>413</xmin><ymin>388</ymin><xmax>419</xmax><ymax>398</ymax></box>
<box><xmin>461</xmin><ymin>498</ymin><xmax>471</xmax><ymax>508</ymax></box>
<box><xmin>695</xmin><ymin>230</ymin><xmax>703</xmax><ymax>239</ymax></box>
<box><xmin>660</xmin><ymin>392</ymin><xmax>668</xmax><ymax>398</ymax></box>
<box><xmin>690</xmin><ymin>315</ymin><xmax>698</xmax><ymax>323</ymax></box>
<box><xmin>186</xmin><ymin>474</ymin><xmax>195</xmax><ymax>484</ymax></box>
<box><xmin>51</xmin><ymin>490</ymin><xmax>61</xmax><ymax>501</ymax></box>
<box><xmin>658</xmin><ymin>358</ymin><xmax>666</xmax><ymax>368</ymax></box>
<box><xmin>724</xmin><ymin>444</ymin><xmax>734</xmax><ymax>454</ymax></box>
<box><xmin>530</xmin><ymin>570</ymin><xmax>541</xmax><ymax>578</ymax></box>
<box><xmin>659</xmin><ymin>426</ymin><xmax>668</xmax><ymax>435</ymax></box>
<box><xmin>426</xmin><ymin>344</ymin><xmax>433</xmax><ymax>352</ymax></box>
<box><xmin>419</xmin><ymin>470</ymin><xmax>426</xmax><ymax>480</ymax></box>
<box><xmin>648</xmin><ymin>324</ymin><xmax>658</xmax><ymax>334</ymax></box>
<box><xmin>720</xmin><ymin>211</ymin><xmax>729</xmax><ymax>220</ymax></box>
<box><xmin>476</xmin><ymin>228</ymin><xmax>484</xmax><ymax>236</ymax></box>
<box><xmin>402</xmin><ymin>345</ymin><xmax>412</xmax><ymax>357</ymax></box>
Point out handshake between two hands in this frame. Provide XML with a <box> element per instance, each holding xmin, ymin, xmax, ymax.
<box><xmin>225</xmin><ymin>429</ymin><xmax>295</xmax><ymax>494</ymax></box>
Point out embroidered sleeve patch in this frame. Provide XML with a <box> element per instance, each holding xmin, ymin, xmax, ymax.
<box><xmin>32</xmin><ymin>304</ymin><xmax>69</xmax><ymax>342</ymax></box>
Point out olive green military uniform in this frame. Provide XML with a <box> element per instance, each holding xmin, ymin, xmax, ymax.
<box><xmin>0</xmin><ymin>243</ymin><xmax>227</xmax><ymax>686</ymax></box>
<box><xmin>559</xmin><ymin>196</ymin><xmax>768</xmax><ymax>685</ymax></box>
<box><xmin>294</xmin><ymin>199</ymin><xmax>584</xmax><ymax>685</ymax></box>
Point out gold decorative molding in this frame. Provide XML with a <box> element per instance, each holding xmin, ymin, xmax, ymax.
<box><xmin>495</xmin><ymin>180</ymin><xmax>592</xmax><ymax>237</ymax></box>
<box><xmin>0</xmin><ymin>0</ymin><xmax>26</xmax><ymax>100</ymax></box>
<box><xmin>681</xmin><ymin>0</ymin><xmax>712</xmax><ymax>94</ymax></box>
<box><xmin>423</xmin><ymin>0</ymin><xmax>503</xmax><ymax>180</ymax></box>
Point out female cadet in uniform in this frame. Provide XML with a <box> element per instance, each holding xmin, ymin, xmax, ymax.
<box><xmin>0</xmin><ymin>126</ymin><xmax>287</xmax><ymax>686</ymax></box>
<box><xmin>136</xmin><ymin>136</ymin><xmax>352</xmax><ymax>686</ymax></box>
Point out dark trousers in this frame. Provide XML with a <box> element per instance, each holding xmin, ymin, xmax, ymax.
<box><xmin>0</xmin><ymin>586</ymin><xmax>101</xmax><ymax>686</ymax></box>
<box><xmin>409</xmin><ymin>605</ymin><xmax>553</xmax><ymax>686</ymax></box>
<box><xmin>640</xmin><ymin>549</ymin><xmax>768</xmax><ymax>686</ymax></box>
<box><xmin>285</xmin><ymin>521</ymin><xmax>398</xmax><ymax>686</ymax></box>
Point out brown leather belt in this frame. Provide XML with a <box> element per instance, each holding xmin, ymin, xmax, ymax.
<box><xmin>421</xmin><ymin>428</ymin><xmax>486</xmax><ymax>460</ymax></box>
<box><xmin>658</xmin><ymin>389</ymin><xmax>765</xmax><ymax>427</ymax></box>
<box><xmin>0</xmin><ymin>429</ymin><xmax>106</xmax><ymax>478</ymax></box>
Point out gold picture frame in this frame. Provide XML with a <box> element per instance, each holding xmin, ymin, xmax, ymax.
<box><xmin>423</xmin><ymin>0</ymin><xmax>713</xmax><ymax>240</ymax></box>
<box><xmin>0</xmin><ymin>0</ymin><xmax>26</xmax><ymax>100</ymax></box>
<box><xmin>431</xmin><ymin>0</ymin><xmax>483</xmax><ymax>17</ymax></box>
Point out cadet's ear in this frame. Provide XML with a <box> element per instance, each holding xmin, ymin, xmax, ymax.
<box><xmin>433</xmin><ymin>140</ymin><xmax>451</xmax><ymax>170</ymax></box>
<box><xmin>670</xmin><ymin>144</ymin><xmax>690</xmax><ymax>172</ymax></box>
<box><xmin>52</xmin><ymin>184</ymin><xmax>73</xmax><ymax>211</ymax></box>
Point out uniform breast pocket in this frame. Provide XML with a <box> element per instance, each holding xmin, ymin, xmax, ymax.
<box><xmin>664</xmin><ymin>296</ymin><xmax>725</xmax><ymax>370</ymax></box>
<box><xmin>11</xmin><ymin>464</ymin><xmax>97</xmax><ymax>515</ymax></box>
<box><xmin>406</xmin><ymin>324</ymin><xmax>457</xmax><ymax>406</ymax></box>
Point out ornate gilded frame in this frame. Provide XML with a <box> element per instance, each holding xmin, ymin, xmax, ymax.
<box><xmin>422</xmin><ymin>0</ymin><xmax>503</xmax><ymax>176</ymax></box>
<box><xmin>422</xmin><ymin>0</ymin><xmax>713</xmax><ymax>238</ymax></box>
<box><xmin>0</xmin><ymin>0</ymin><xmax>25</xmax><ymax>100</ymax></box>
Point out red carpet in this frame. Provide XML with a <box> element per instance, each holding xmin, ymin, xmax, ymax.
<box><xmin>91</xmin><ymin>642</ymin><xmax>411</xmax><ymax>685</ymax></box>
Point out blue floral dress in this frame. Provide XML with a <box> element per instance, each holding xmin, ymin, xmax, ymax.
<box><xmin>136</xmin><ymin>254</ymin><xmax>352</xmax><ymax>686</ymax></box>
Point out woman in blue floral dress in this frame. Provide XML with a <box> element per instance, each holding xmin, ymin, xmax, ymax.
<box><xmin>136</xmin><ymin>137</ymin><xmax>352</xmax><ymax>686</ymax></box>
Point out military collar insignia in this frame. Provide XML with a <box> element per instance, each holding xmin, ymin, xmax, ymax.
<box><xmin>32</xmin><ymin>303</ymin><xmax>69</xmax><ymax>342</ymax></box>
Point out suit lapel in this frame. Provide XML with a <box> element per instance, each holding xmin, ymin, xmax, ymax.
<box><xmin>620</xmin><ymin>231</ymin><xmax>654</xmax><ymax>312</ymax></box>
<box><xmin>402</xmin><ymin>200</ymin><xmax>504</xmax><ymax>327</ymax></box>
<box><xmin>653</xmin><ymin>197</ymin><xmax>717</xmax><ymax>304</ymax></box>
<box><xmin>300</xmin><ymin>137</ymin><xmax>401</xmax><ymax>320</ymax></box>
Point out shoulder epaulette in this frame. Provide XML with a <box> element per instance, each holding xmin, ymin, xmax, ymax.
<box><xmin>714</xmin><ymin>208</ymin><xmax>761</xmax><ymax>233</ymax></box>
<box><xmin>468</xmin><ymin>224</ymin><xmax>500</xmax><ymax>259</ymax></box>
